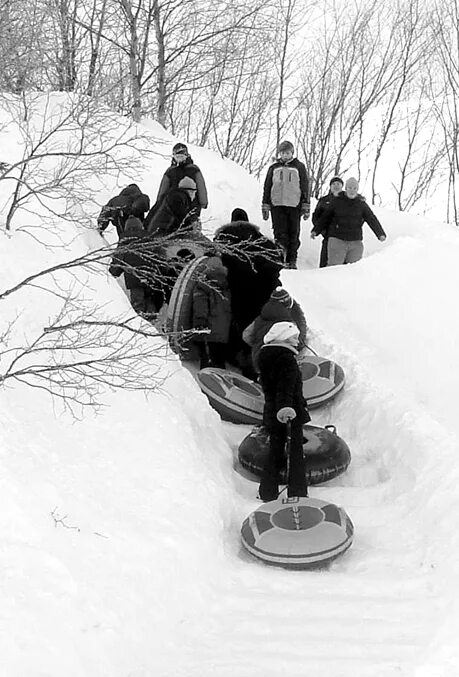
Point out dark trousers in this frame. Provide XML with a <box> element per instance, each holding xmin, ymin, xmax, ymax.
<box><xmin>319</xmin><ymin>237</ymin><xmax>328</xmax><ymax>268</ymax></box>
<box><xmin>197</xmin><ymin>341</ymin><xmax>227</xmax><ymax>370</ymax></box>
<box><xmin>270</xmin><ymin>206</ymin><xmax>301</xmax><ymax>265</ymax></box>
<box><xmin>259</xmin><ymin>421</ymin><xmax>307</xmax><ymax>501</ymax></box>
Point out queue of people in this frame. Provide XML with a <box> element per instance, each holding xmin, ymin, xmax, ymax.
<box><xmin>98</xmin><ymin>139</ymin><xmax>387</xmax><ymax>503</ymax></box>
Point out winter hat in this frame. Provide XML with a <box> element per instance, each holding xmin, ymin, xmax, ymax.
<box><xmin>231</xmin><ymin>208</ymin><xmax>249</xmax><ymax>222</ymax></box>
<box><xmin>278</xmin><ymin>140</ymin><xmax>294</xmax><ymax>154</ymax></box>
<box><xmin>345</xmin><ymin>177</ymin><xmax>359</xmax><ymax>191</ymax></box>
<box><xmin>178</xmin><ymin>176</ymin><xmax>197</xmax><ymax>191</ymax></box>
<box><xmin>329</xmin><ymin>176</ymin><xmax>344</xmax><ymax>187</ymax></box>
<box><xmin>263</xmin><ymin>321</ymin><xmax>300</xmax><ymax>345</ymax></box>
<box><xmin>172</xmin><ymin>142</ymin><xmax>188</xmax><ymax>155</ymax></box>
<box><xmin>270</xmin><ymin>286</ymin><xmax>293</xmax><ymax>308</ymax></box>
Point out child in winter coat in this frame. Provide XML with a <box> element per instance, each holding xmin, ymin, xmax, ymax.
<box><xmin>108</xmin><ymin>216</ymin><xmax>157</xmax><ymax>315</ymax></box>
<box><xmin>191</xmin><ymin>256</ymin><xmax>232</xmax><ymax>369</ymax></box>
<box><xmin>242</xmin><ymin>287</ymin><xmax>307</xmax><ymax>372</ymax></box>
<box><xmin>262</xmin><ymin>141</ymin><xmax>310</xmax><ymax>269</ymax></box>
<box><xmin>257</xmin><ymin>321</ymin><xmax>311</xmax><ymax>502</ymax></box>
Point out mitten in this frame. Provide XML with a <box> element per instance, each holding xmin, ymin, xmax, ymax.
<box><xmin>276</xmin><ymin>406</ymin><xmax>296</xmax><ymax>423</ymax></box>
<box><xmin>301</xmin><ymin>203</ymin><xmax>310</xmax><ymax>220</ymax></box>
<box><xmin>261</xmin><ymin>204</ymin><xmax>270</xmax><ymax>221</ymax></box>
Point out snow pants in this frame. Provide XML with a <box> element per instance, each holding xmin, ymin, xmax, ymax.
<box><xmin>319</xmin><ymin>236</ymin><xmax>328</xmax><ymax>268</ymax></box>
<box><xmin>259</xmin><ymin>420</ymin><xmax>307</xmax><ymax>502</ymax></box>
<box><xmin>196</xmin><ymin>341</ymin><xmax>227</xmax><ymax>370</ymax></box>
<box><xmin>270</xmin><ymin>206</ymin><xmax>301</xmax><ymax>265</ymax></box>
<box><xmin>327</xmin><ymin>237</ymin><xmax>363</xmax><ymax>266</ymax></box>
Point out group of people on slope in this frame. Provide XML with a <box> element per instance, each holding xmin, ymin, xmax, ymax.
<box><xmin>98</xmin><ymin>139</ymin><xmax>387</xmax><ymax>504</ymax></box>
<box><xmin>261</xmin><ymin>141</ymin><xmax>386</xmax><ymax>268</ymax></box>
<box><xmin>99</xmin><ymin>143</ymin><xmax>209</xmax><ymax>316</ymax></box>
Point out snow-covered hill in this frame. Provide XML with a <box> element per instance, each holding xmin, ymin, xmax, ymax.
<box><xmin>0</xmin><ymin>94</ymin><xmax>458</xmax><ymax>677</ymax></box>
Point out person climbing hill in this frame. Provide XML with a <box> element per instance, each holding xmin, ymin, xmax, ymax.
<box><xmin>242</xmin><ymin>287</ymin><xmax>307</xmax><ymax>373</ymax></box>
<box><xmin>257</xmin><ymin>321</ymin><xmax>311</xmax><ymax>502</ymax></box>
<box><xmin>156</xmin><ymin>143</ymin><xmax>208</xmax><ymax>216</ymax></box>
<box><xmin>98</xmin><ymin>184</ymin><xmax>150</xmax><ymax>238</ymax></box>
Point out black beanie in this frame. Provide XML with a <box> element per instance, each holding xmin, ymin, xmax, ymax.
<box><xmin>329</xmin><ymin>176</ymin><xmax>344</xmax><ymax>187</ymax></box>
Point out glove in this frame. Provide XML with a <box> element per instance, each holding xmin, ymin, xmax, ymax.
<box><xmin>310</xmin><ymin>231</ymin><xmax>317</xmax><ymax>239</ymax></box>
<box><xmin>262</xmin><ymin>204</ymin><xmax>270</xmax><ymax>221</ymax></box>
<box><xmin>378</xmin><ymin>235</ymin><xmax>386</xmax><ymax>242</ymax></box>
<box><xmin>276</xmin><ymin>406</ymin><xmax>296</xmax><ymax>423</ymax></box>
<box><xmin>301</xmin><ymin>203</ymin><xmax>310</xmax><ymax>220</ymax></box>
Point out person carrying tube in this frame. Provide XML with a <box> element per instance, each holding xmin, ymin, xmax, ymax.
<box><xmin>257</xmin><ymin>321</ymin><xmax>310</xmax><ymax>502</ymax></box>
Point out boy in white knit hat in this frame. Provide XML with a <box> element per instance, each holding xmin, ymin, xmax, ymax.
<box><xmin>257</xmin><ymin>321</ymin><xmax>311</xmax><ymax>502</ymax></box>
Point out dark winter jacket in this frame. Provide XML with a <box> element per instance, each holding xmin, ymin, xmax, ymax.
<box><xmin>311</xmin><ymin>193</ymin><xmax>335</xmax><ymax>236</ymax></box>
<box><xmin>145</xmin><ymin>188</ymin><xmax>197</xmax><ymax>237</ymax></box>
<box><xmin>108</xmin><ymin>216</ymin><xmax>152</xmax><ymax>290</ymax></box>
<box><xmin>98</xmin><ymin>184</ymin><xmax>150</xmax><ymax>237</ymax></box>
<box><xmin>156</xmin><ymin>156</ymin><xmax>208</xmax><ymax>210</ymax></box>
<box><xmin>258</xmin><ymin>344</ymin><xmax>310</xmax><ymax>430</ymax></box>
<box><xmin>313</xmin><ymin>192</ymin><xmax>385</xmax><ymax>241</ymax></box>
<box><xmin>192</xmin><ymin>257</ymin><xmax>232</xmax><ymax>343</ymax></box>
<box><xmin>262</xmin><ymin>158</ymin><xmax>309</xmax><ymax>210</ymax></box>
<box><xmin>242</xmin><ymin>298</ymin><xmax>307</xmax><ymax>370</ymax></box>
<box><xmin>213</xmin><ymin>222</ymin><xmax>283</xmax><ymax>331</ymax></box>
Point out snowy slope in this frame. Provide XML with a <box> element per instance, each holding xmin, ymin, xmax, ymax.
<box><xmin>0</xmin><ymin>94</ymin><xmax>458</xmax><ymax>677</ymax></box>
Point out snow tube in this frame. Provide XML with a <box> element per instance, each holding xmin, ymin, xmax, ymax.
<box><xmin>299</xmin><ymin>355</ymin><xmax>345</xmax><ymax>408</ymax></box>
<box><xmin>167</xmin><ymin>255</ymin><xmax>210</xmax><ymax>357</ymax></box>
<box><xmin>238</xmin><ymin>424</ymin><xmax>351</xmax><ymax>485</ymax></box>
<box><xmin>196</xmin><ymin>368</ymin><xmax>264</xmax><ymax>425</ymax></box>
<box><xmin>163</xmin><ymin>234</ymin><xmax>212</xmax><ymax>262</ymax></box>
<box><xmin>241</xmin><ymin>496</ymin><xmax>354</xmax><ymax>568</ymax></box>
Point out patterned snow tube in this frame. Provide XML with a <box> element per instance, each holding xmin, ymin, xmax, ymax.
<box><xmin>241</xmin><ymin>496</ymin><xmax>354</xmax><ymax>568</ymax></box>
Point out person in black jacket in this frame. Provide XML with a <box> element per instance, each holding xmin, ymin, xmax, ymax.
<box><xmin>213</xmin><ymin>221</ymin><xmax>283</xmax><ymax>378</ymax></box>
<box><xmin>311</xmin><ymin>176</ymin><xmax>343</xmax><ymax>267</ymax></box>
<box><xmin>311</xmin><ymin>177</ymin><xmax>386</xmax><ymax>265</ymax></box>
<box><xmin>262</xmin><ymin>141</ymin><xmax>310</xmax><ymax>269</ymax></box>
<box><xmin>156</xmin><ymin>143</ymin><xmax>208</xmax><ymax>216</ymax></box>
<box><xmin>257</xmin><ymin>321</ymin><xmax>311</xmax><ymax>502</ymax></box>
<box><xmin>108</xmin><ymin>216</ymin><xmax>159</xmax><ymax>315</ymax></box>
<box><xmin>144</xmin><ymin>177</ymin><xmax>198</xmax><ymax>237</ymax></box>
<box><xmin>242</xmin><ymin>287</ymin><xmax>308</xmax><ymax>373</ymax></box>
<box><xmin>98</xmin><ymin>184</ymin><xmax>150</xmax><ymax>238</ymax></box>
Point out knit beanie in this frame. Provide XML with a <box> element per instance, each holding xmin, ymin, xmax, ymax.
<box><xmin>270</xmin><ymin>286</ymin><xmax>293</xmax><ymax>308</ymax></box>
<box><xmin>173</xmin><ymin>142</ymin><xmax>188</xmax><ymax>154</ymax></box>
<box><xmin>329</xmin><ymin>176</ymin><xmax>344</xmax><ymax>187</ymax></box>
<box><xmin>278</xmin><ymin>140</ymin><xmax>294</xmax><ymax>154</ymax></box>
<box><xmin>178</xmin><ymin>176</ymin><xmax>197</xmax><ymax>191</ymax></box>
<box><xmin>263</xmin><ymin>321</ymin><xmax>300</xmax><ymax>345</ymax></box>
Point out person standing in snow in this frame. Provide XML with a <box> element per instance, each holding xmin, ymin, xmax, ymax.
<box><xmin>261</xmin><ymin>141</ymin><xmax>310</xmax><ymax>269</ymax></box>
<box><xmin>311</xmin><ymin>177</ymin><xmax>386</xmax><ymax>266</ymax></box>
<box><xmin>156</xmin><ymin>143</ymin><xmax>208</xmax><ymax>216</ymax></box>
<box><xmin>191</xmin><ymin>255</ymin><xmax>232</xmax><ymax>370</ymax></box>
<box><xmin>311</xmin><ymin>176</ymin><xmax>344</xmax><ymax>267</ymax></box>
<box><xmin>257</xmin><ymin>321</ymin><xmax>310</xmax><ymax>502</ymax></box>
<box><xmin>242</xmin><ymin>287</ymin><xmax>308</xmax><ymax>373</ymax></box>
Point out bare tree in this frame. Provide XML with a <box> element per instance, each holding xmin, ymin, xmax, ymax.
<box><xmin>0</xmin><ymin>91</ymin><xmax>154</xmax><ymax>232</ymax></box>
